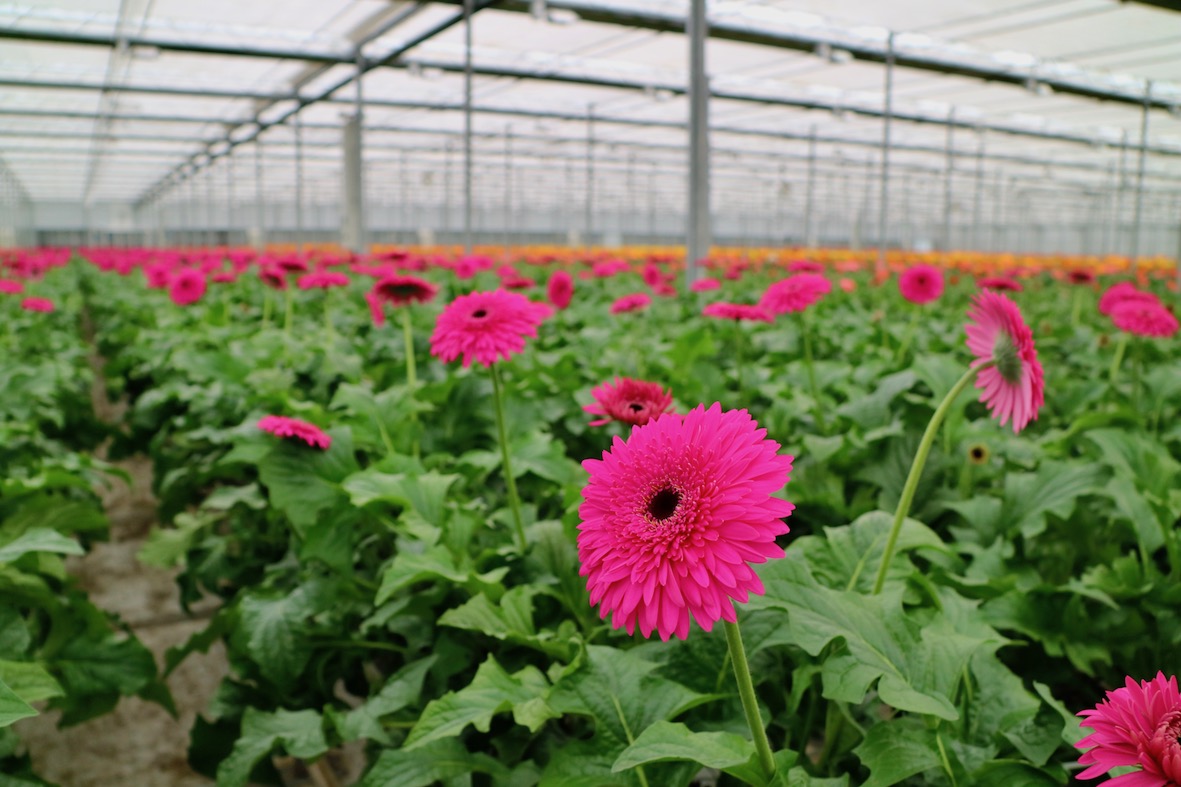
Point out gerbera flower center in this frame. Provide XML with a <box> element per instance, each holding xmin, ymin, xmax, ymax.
<box><xmin>992</xmin><ymin>332</ymin><xmax>1023</xmax><ymax>384</ymax></box>
<box><xmin>471</xmin><ymin>308</ymin><xmax>487</xmax><ymax>318</ymax></box>
<box><xmin>1144</xmin><ymin>710</ymin><xmax>1181</xmax><ymax>780</ymax></box>
<box><xmin>628</xmin><ymin>403</ymin><xmax>644</xmax><ymax>413</ymax></box>
<box><xmin>647</xmin><ymin>488</ymin><xmax>681</xmax><ymax>521</ymax></box>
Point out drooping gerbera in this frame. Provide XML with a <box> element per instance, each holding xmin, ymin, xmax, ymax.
<box><xmin>610</xmin><ymin>293</ymin><xmax>652</xmax><ymax>315</ymax></box>
<box><xmin>1099</xmin><ymin>282</ymin><xmax>1160</xmax><ymax>316</ymax></box>
<box><xmin>702</xmin><ymin>302</ymin><xmax>773</xmax><ymax>323</ymax></box>
<box><xmin>1076</xmin><ymin>672</ymin><xmax>1181</xmax><ymax>786</ymax></box>
<box><xmin>690</xmin><ymin>277</ymin><xmax>721</xmax><ymax>293</ymax></box>
<box><xmin>583</xmin><ymin>378</ymin><xmax>674</xmax><ymax>427</ymax></box>
<box><xmin>898</xmin><ymin>264</ymin><xmax>944</xmax><ymax>304</ymax></box>
<box><xmin>977</xmin><ymin>275</ymin><xmax>1023</xmax><ymax>292</ymax></box>
<box><xmin>547</xmin><ymin>270</ymin><xmax>574</xmax><ymax>310</ymax></box>
<box><xmin>1111</xmin><ymin>300</ymin><xmax>1179</xmax><ymax>338</ymax></box>
<box><xmin>759</xmin><ymin>273</ymin><xmax>831</xmax><ymax>315</ymax></box>
<box><xmin>430</xmin><ymin>289</ymin><xmax>550</xmax><ymax>367</ymax></box>
<box><xmin>965</xmin><ymin>290</ymin><xmax>1045</xmax><ymax>433</ymax></box>
<box><xmin>578</xmin><ymin>403</ymin><xmax>793</xmax><ymax>641</ymax></box>
<box><xmin>257</xmin><ymin>415</ymin><xmax>332</xmax><ymax>450</ymax></box>
<box><xmin>20</xmin><ymin>297</ymin><xmax>54</xmax><ymax>313</ymax></box>
<box><xmin>169</xmin><ymin>269</ymin><xmax>207</xmax><ymax>306</ymax></box>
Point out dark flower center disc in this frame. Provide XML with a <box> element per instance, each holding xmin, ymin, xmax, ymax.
<box><xmin>471</xmin><ymin>309</ymin><xmax>487</xmax><ymax>318</ymax></box>
<box><xmin>648</xmin><ymin>488</ymin><xmax>681</xmax><ymax>521</ymax></box>
<box><xmin>628</xmin><ymin>402</ymin><xmax>644</xmax><ymax>413</ymax></box>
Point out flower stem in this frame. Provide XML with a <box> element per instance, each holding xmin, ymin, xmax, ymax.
<box><xmin>490</xmin><ymin>363</ymin><xmax>527</xmax><ymax>552</ymax></box>
<box><xmin>871</xmin><ymin>365</ymin><xmax>981</xmax><ymax>595</ymax></box>
<box><xmin>283</xmin><ymin>285</ymin><xmax>294</xmax><ymax>338</ymax></box>
<box><xmin>1109</xmin><ymin>332</ymin><xmax>1129</xmax><ymax>386</ymax></box>
<box><xmin>1070</xmin><ymin>287</ymin><xmax>1084</xmax><ymax>327</ymax></box>
<box><xmin>401</xmin><ymin>306</ymin><xmax>420</xmax><ymax>459</ymax></box>
<box><xmin>724</xmin><ymin>618</ymin><xmax>776</xmax><ymax>782</ymax></box>
<box><xmin>800</xmin><ymin>313</ymin><xmax>827</xmax><ymax>434</ymax></box>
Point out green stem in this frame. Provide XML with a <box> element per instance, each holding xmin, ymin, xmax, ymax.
<box><xmin>490</xmin><ymin>363</ymin><xmax>527</xmax><ymax>552</ymax></box>
<box><xmin>1109</xmin><ymin>332</ymin><xmax>1128</xmax><ymax>386</ymax></box>
<box><xmin>401</xmin><ymin>307</ymin><xmax>421</xmax><ymax>459</ymax></box>
<box><xmin>801</xmin><ymin>313</ymin><xmax>827</xmax><ymax>434</ymax></box>
<box><xmin>610</xmin><ymin>694</ymin><xmax>651</xmax><ymax>787</ymax></box>
<box><xmin>893</xmin><ymin>306</ymin><xmax>922</xmax><ymax>365</ymax></box>
<box><xmin>283</xmin><ymin>285</ymin><xmax>294</xmax><ymax>338</ymax></box>
<box><xmin>261</xmin><ymin>289</ymin><xmax>272</xmax><ymax>328</ymax></box>
<box><xmin>871</xmin><ymin>365</ymin><xmax>982</xmax><ymax>595</ymax></box>
<box><xmin>1071</xmin><ymin>287</ymin><xmax>1084</xmax><ymax>327</ymax></box>
<box><xmin>724</xmin><ymin>619</ymin><xmax>777</xmax><ymax>782</ymax></box>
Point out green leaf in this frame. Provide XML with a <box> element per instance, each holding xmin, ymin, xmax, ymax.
<box><xmin>439</xmin><ymin>587</ymin><xmax>574</xmax><ymax>660</ymax></box>
<box><xmin>0</xmin><ymin>677</ymin><xmax>36</xmax><ymax>728</ymax></box>
<box><xmin>1101</xmin><ymin>476</ymin><xmax>1165</xmax><ymax>554</ymax></box>
<box><xmin>332</xmin><ymin>656</ymin><xmax>435</xmax><ymax>744</ymax></box>
<box><xmin>0</xmin><ymin>660</ymin><xmax>64</xmax><ymax>703</ymax></box>
<box><xmin>216</xmin><ymin>708</ymin><xmax>328</xmax><ymax>787</ymax></box>
<box><xmin>611</xmin><ymin>720</ymin><xmax>754</xmax><ymax>773</ymax></box>
<box><xmin>257</xmin><ymin>427</ymin><xmax>357</xmax><ymax>534</ymax></box>
<box><xmin>405</xmin><ymin>655</ymin><xmax>554</xmax><ymax>749</ymax></box>
<box><xmin>342</xmin><ymin>468</ymin><xmax>458</xmax><ymax>526</ymax></box>
<box><xmin>970</xmin><ymin>760</ymin><xmax>1063</xmax><ymax>786</ymax></box>
<box><xmin>855</xmin><ymin>718</ymin><xmax>945</xmax><ymax>787</ymax></box>
<box><xmin>794</xmin><ymin>511</ymin><xmax>950</xmax><ymax>592</ymax></box>
<box><xmin>359</xmin><ymin>738</ymin><xmax>509</xmax><ymax>787</ymax></box>
<box><xmin>234</xmin><ymin>587</ymin><xmax>318</xmax><ymax>688</ymax></box>
<box><xmin>375</xmin><ymin>546</ymin><xmax>509</xmax><ymax>605</ymax></box>
<box><xmin>0</xmin><ymin>529</ymin><xmax>83</xmax><ymax>564</ymax></box>
<box><xmin>1000</xmin><ymin>461</ymin><xmax>1105</xmax><ymax>540</ymax></box>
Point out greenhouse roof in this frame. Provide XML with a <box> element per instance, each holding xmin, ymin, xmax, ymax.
<box><xmin>1</xmin><ymin>0</ymin><xmax>1179</xmax><ymax>205</ymax></box>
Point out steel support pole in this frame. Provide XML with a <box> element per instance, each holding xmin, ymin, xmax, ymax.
<box><xmin>294</xmin><ymin>110</ymin><xmax>304</xmax><ymax>250</ymax></box>
<box><xmin>226</xmin><ymin>151</ymin><xmax>235</xmax><ymax>245</ymax></box>
<box><xmin>942</xmin><ymin>108</ymin><xmax>954</xmax><ymax>251</ymax></box>
<box><xmin>686</xmin><ymin>0</ymin><xmax>711</xmax><ymax>283</ymax></box>
<box><xmin>463</xmin><ymin>0</ymin><xmax>474</xmax><ymax>253</ymax></box>
<box><xmin>876</xmin><ymin>32</ymin><xmax>895</xmax><ymax>273</ymax></box>
<box><xmin>1130</xmin><ymin>81</ymin><xmax>1151</xmax><ymax>267</ymax></box>
<box><xmin>803</xmin><ymin>125</ymin><xmax>817</xmax><ymax>247</ymax></box>
<box><xmin>342</xmin><ymin>59</ymin><xmax>366</xmax><ymax>254</ymax></box>
<box><xmin>444</xmin><ymin>142</ymin><xmax>453</xmax><ymax>240</ymax></box>
<box><xmin>973</xmin><ymin>132</ymin><xmax>984</xmax><ymax>251</ymax></box>
<box><xmin>253</xmin><ymin>139</ymin><xmax>266</xmax><ymax>250</ymax></box>
<box><xmin>1116</xmin><ymin>130</ymin><xmax>1129</xmax><ymax>257</ymax></box>
<box><xmin>503</xmin><ymin>126</ymin><xmax>512</xmax><ymax>251</ymax></box>
<box><xmin>1103</xmin><ymin>162</ymin><xmax>1117</xmax><ymax>256</ymax></box>
<box><xmin>585</xmin><ymin>105</ymin><xmax>595</xmax><ymax>247</ymax></box>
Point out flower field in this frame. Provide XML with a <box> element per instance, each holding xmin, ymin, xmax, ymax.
<box><xmin>1</xmin><ymin>244</ymin><xmax>1179</xmax><ymax>786</ymax></box>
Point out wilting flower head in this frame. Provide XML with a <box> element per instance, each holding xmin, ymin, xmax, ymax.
<box><xmin>690</xmin><ymin>277</ymin><xmax>721</xmax><ymax>293</ymax></box>
<box><xmin>1111</xmin><ymin>300</ymin><xmax>1179</xmax><ymax>338</ymax></box>
<box><xmin>430</xmin><ymin>289</ymin><xmax>550</xmax><ymax>367</ymax></box>
<box><xmin>298</xmin><ymin>271</ymin><xmax>350</xmax><ymax>290</ymax></box>
<box><xmin>578</xmin><ymin>403</ymin><xmax>793</xmax><ymax>641</ymax></box>
<box><xmin>20</xmin><ymin>297</ymin><xmax>54</xmax><ymax>313</ymax></box>
<box><xmin>257</xmin><ymin>415</ymin><xmax>332</xmax><ymax>450</ymax></box>
<box><xmin>1076</xmin><ymin>671</ymin><xmax>1181</xmax><ymax>786</ymax></box>
<box><xmin>0</xmin><ymin>279</ymin><xmax>24</xmax><ymax>294</ymax></box>
<box><xmin>584</xmin><ymin>378</ymin><xmax>674</xmax><ymax>427</ymax></box>
<box><xmin>977</xmin><ymin>275</ymin><xmax>1023</xmax><ymax>292</ymax></box>
<box><xmin>169</xmin><ymin>269</ymin><xmax>207</xmax><ymax>306</ymax></box>
<box><xmin>1100</xmin><ymin>282</ymin><xmax>1160</xmax><ymax>316</ymax></box>
<box><xmin>759</xmin><ymin>274</ymin><xmax>831</xmax><ymax>315</ymax></box>
<box><xmin>898</xmin><ymin>265</ymin><xmax>944</xmax><ymax>305</ymax></box>
<box><xmin>547</xmin><ymin>270</ymin><xmax>574</xmax><ymax>310</ymax></box>
<box><xmin>610</xmin><ymin>293</ymin><xmax>652</xmax><ymax>315</ymax></box>
<box><xmin>965</xmin><ymin>291</ymin><xmax>1045</xmax><ymax>433</ymax></box>
<box><xmin>702</xmin><ymin>302</ymin><xmax>773</xmax><ymax>323</ymax></box>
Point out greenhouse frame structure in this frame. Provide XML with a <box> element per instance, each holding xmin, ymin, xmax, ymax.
<box><xmin>1</xmin><ymin>0</ymin><xmax>1180</xmax><ymax>272</ymax></box>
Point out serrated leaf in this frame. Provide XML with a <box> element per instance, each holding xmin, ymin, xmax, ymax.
<box><xmin>795</xmin><ymin>510</ymin><xmax>950</xmax><ymax>592</ymax></box>
<box><xmin>375</xmin><ymin>546</ymin><xmax>509</xmax><ymax>605</ymax></box>
<box><xmin>405</xmin><ymin>655</ymin><xmax>553</xmax><ymax>749</ymax></box>
<box><xmin>341</xmin><ymin>468</ymin><xmax>458</xmax><ymax>526</ymax></box>
<box><xmin>235</xmin><ymin>587</ymin><xmax>318</xmax><ymax>688</ymax></box>
<box><xmin>257</xmin><ymin>427</ymin><xmax>357</xmax><ymax>534</ymax></box>
<box><xmin>216</xmin><ymin>708</ymin><xmax>328</xmax><ymax>787</ymax></box>
<box><xmin>439</xmin><ymin>587</ymin><xmax>573</xmax><ymax>660</ymax></box>
<box><xmin>332</xmin><ymin>656</ymin><xmax>435</xmax><ymax>744</ymax></box>
<box><xmin>0</xmin><ymin>660</ymin><xmax>63</xmax><ymax>703</ymax></box>
<box><xmin>0</xmin><ymin>676</ymin><xmax>36</xmax><ymax>728</ymax></box>
<box><xmin>1000</xmin><ymin>461</ymin><xmax>1105</xmax><ymax>540</ymax></box>
<box><xmin>855</xmin><ymin>718</ymin><xmax>945</xmax><ymax>787</ymax></box>
<box><xmin>612</xmin><ymin>720</ymin><xmax>754</xmax><ymax>772</ymax></box>
<box><xmin>0</xmin><ymin>529</ymin><xmax>83</xmax><ymax>564</ymax></box>
<box><xmin>359</xmin><ymin>738</ymin><xmax>509</xmax><ymax>787</ymax></box>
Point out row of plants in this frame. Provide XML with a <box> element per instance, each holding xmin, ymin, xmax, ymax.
<box><xmin>1</xmin><ymin>245</ymin><xmax>1179</xmax><ymax>786</ymax></box>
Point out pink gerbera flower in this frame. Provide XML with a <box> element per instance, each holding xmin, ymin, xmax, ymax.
<box><xmin>1100</xmin><ymin>282</ymin><xmax>1160</xmax><ymax>316</ymax></box>
<box><xmin>977</xmin><ymin>275</ymin><xmax>1023</xmax><ymax>292</ymax></box>
<box><xmin>258</xmin><ymin>265</ymin><xmax>288</xmax><ymax>291</ymax></box>
<box><xmin>430</xmin><ymin>289</ymin><xmax>549</xmax><ymax>367</ymax></box>
<box><xmin>839</xmin><ymin>278</ymin><xmax>856</xmax><ymax>293</ymax></box>
<box><xmin>298</xmin><ymin>271</ymin><xmax>350</xmax><ymax>290</ymax></box>
<box><xmin>1076</xmin><ymin>672</ymin><xmax>1181</xmax><ymax>786</ymax></box>
<box><xmin>759</xmin><ymin>274</ymin><xmax>831</xmax><ymax>315</ymax></box>
<box><xmin>1067</xmin><ymin>269</ymin><xmax>1096</xmax><ymax>285</ymax></box>
<box><xmin>898</xmin><ymin>265</ymin><xmax>944</xmax><ymax>304</ymax></box>
<box><xmin>20</xmin><ymin>297</ymin><xmax>54</xmax><ymax>313</ymax></box>
<box><xmin>371</xmin><ymin>274</ymin><xmax>438</xmax><ymax>307</ymax></box>
<box><xmin>547</xmin><ymin>270</ymin><xmax>574</xmax><ymax>310</ymax></box>
<box><xmin>578</xmin><ymin>403</ymin><xmax>794</xmax><ymax>641</ymax></box>
<box><xmin>702</xmin><ymin>302</ymin><xmax>773</xmax><ymax>323</ymax></box>
<box><xmin>584</xmin><ymin>378</ymin><xmax>674</xmax><ymax>427</ymax></box>
<box><xmin>169</xmin><ymin>269</ymin><xmax>207</xmax><ymax>306</ymax></box>
<box><xmin>1111</xmin><ymin>300</ymin><xmax>1179</xmax><ymax>338</ymax></box>
<box><xmin>0</xmin><ymin>279</ymin><xmax>24</xmax><ymax>294</ymax></box>
<box><xmin>965</xmin><ymin>291</ymin><xmax>1045</xmax><ymax>433</ymax></box>
<box><xmin>610</xmin><ymin>293</ymin><xmax>652</xmax><ymax>315</ymax></box>
<box><xmin>257</xmin><ymin>415</ymin><xmax>332</xmax><ymax>450</ymax></box>
<box><xmin>787</xmin><ymin>259</ymin><xmax>823</xmax><ymax>273</ymax></box>
<box><xmin>690</xmin><ymin>277</ymin><xmax>721</xmax><ymax>293</ymax></box>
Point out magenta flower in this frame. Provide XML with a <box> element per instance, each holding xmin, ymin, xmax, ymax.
<box><xmin>20</xmin><ymin>297</ymin><xmax>54</xmax><ymax>313</ymax></box>
<box><xmin>430</xmin><ymin>289</ymin><xmax>549</xmax><ymax>367</ymax></box>
<box><xmin>297</xmin><ymin>271</ymin><xmax>350</xmax><ymax>290</ymax></box>
<box><xmin>1076</xmin><ymin>672</ymin><xmax>1181</xmax><ymax>786</ymax></box>
<box><xmin>257</xmin><ymin>415</ymin><xmax>332</xmax><ymax>450</ymax></box>
<box><xmin>578</xmin><ymin>403</ymin><xmax>794</xmax><ymax>641</ymax></box>
<box><xmin>169</xmin><ymin>269</ymin><xmax>207</xmax><ymax>306</ymax></box>
<box><xmin>1100</xmin><ymin>282</ymin><xmax>1160</xmax><ymax>316</ymax></box>
<box><xmin>1111</xmin><ymin>300</ymin><xmax>1179</xmax><ymax>338</ymax></box>
<box><xmin>690</xmin><ymin>278</ymin><xmax>721</xmax><ymax>293</ymax></box>
<box><xmin>977</xmin><ymin>275</ymin><xmax>1023</xmax><ymax>292</ymax></box>
<box><xmin>703</xmin><ymin>302</ymin><xmax>773</xmax><ymax>323</ymax></box>
<box><xmin>610</xmin><ymin>293</ymin><xmax>652</xmax><ymax>315</ymax></box>
<box><xmin>898</xmin><ymin>265</ymin><xmax>944</xmax><ymax>304</ymax></box>
<box><xmin>759</xmin><ymin>274</ymin><xmax>831</xmax><ymax>315</ymax></box>
<box><xmin>965</xmin><ymin>291</ymin><xmax>1045</xmax><ymax>433</ymax></box>
<box><xmin>0</xmin><ymin>279</ymin><xmax>24</xmax><ymax>294</ymax></box>
<box><xmin>584</xmin><ymin>378</ymin><xmax>674</xmax><ymax>427</ymax></box>
<box><xmin>547</xmin><ymin>270</ymin><xmax>574</xmax><ymax>310</ymax></box>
